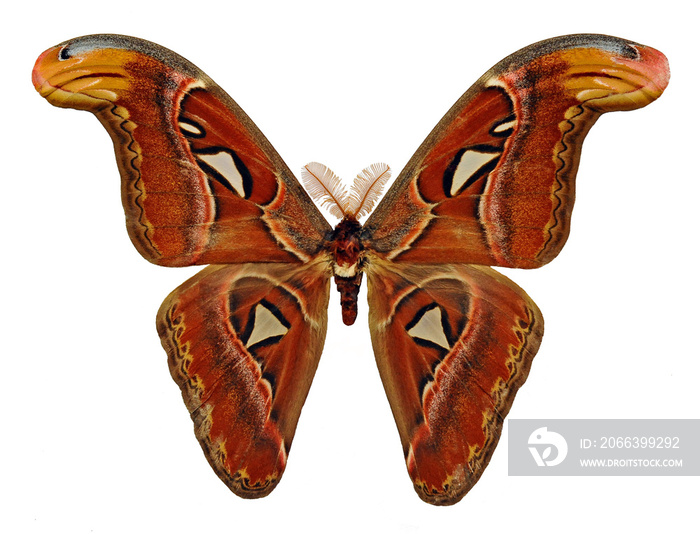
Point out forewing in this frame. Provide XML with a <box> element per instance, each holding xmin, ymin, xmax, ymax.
<box><xmin>33</xmin><ymin>35</ymin><xmax>331</xmax><ymax>266</ymax></box>
<box><xmin>367</xmin><ymin>259</ymin><xmax>543</xmax><ymax>504</ymax></box>
<box><xmin>157</xmin><ymin>260</ymin><xmax>330</xmax><ymax>497</ymax></box>
<box><xmin>363</xmin><ymin>34</ymin><xmax>669</xmax><ymax>268</ymax></box>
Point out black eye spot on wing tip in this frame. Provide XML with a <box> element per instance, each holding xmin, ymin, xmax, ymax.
<box><xmin>58</xmin><ymin>46</ymin><xmax>71</xmax><ymax>61</ymax></box>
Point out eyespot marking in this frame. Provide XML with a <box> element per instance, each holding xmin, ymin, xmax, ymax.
<box><xmin>179</xmin><ymin>118</ymin><xmax>205</xmax><ymax>138</ymax></box>
<box><xmin>491</xmin><ymin>116</ymin><xmax>517</xmax><ymax>135</ymax></box>
<box><xmin>197</xmin><ymin>149</ymin><xmax>248</xmax><ymax>198</ymax></box>
<box><xmin>407</xmin><ymin>305</ymin><xmax>450</xmax><ymax>350</ymax></box>
<box><xmin>446</xmin><ymin>148</ymin><xmax>501</xmax><ymax>196</ymax></box>
<box><xmin>245</xmin><ymin>301</ymin><xmax>290</xmax><ymax>349</ymax></box>
<box><xmin>58</xmin><ymin>46</ymin><xmax>71</xmax><ymax>61</ymax></box>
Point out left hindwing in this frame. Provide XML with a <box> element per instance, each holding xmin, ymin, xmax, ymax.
<box><xmin>33</xmin><ymin>35</ymin><xmax>331</xmax><ymax>267</ymax></box>
<box><xmin>362</xmin><ymin>35</ymin><xmax>669</xmax><ymax>268</ymax></box>
<box><xmin>157</xmin><ymin>261</ymin><xmax>330</xmax><ymax>498</ymax></box>
<box><xmin>366</xmin><ymin>260</ymin><xmax>543</xmax><ymax>505</ymax></box>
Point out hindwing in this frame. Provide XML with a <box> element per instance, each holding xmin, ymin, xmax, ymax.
<box><xmin>367</xmin><ymin>259</ymin><xmax>543</xmax><ymax>504</ymax></box>
<box><xmin>157</xmin><ymin>260</ymin><xmax>330</xmax><ymax>497</ymax></box>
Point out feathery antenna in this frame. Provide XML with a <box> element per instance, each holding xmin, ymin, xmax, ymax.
<box><xmin>301</xmin><ymin>162</ymin><xmax>349</xmax><ymax>220</ymax></box>
<box><xmin>347</xmin><ymin>163</ymin><xmax>392</xmax><ymax>219</ymax></box>
<box><xmin>301</xmin><ymin>162</ymin><xmax>392</xmax><ymax>220</ymax></box>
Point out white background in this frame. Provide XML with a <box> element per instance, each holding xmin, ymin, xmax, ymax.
<box><xmin>4</xmin><ymin>1</ymin><xmax>697</xmax><ymax>532</ymax></box>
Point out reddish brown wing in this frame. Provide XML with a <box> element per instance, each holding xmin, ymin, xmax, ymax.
<box><xmin>362</xmin><ymin>34</ymin><xmax>670</xmax><ymax>268</ymax></box>
<box><xmin>33</xmin><ymin>35</ymin><xmax>331</xmax><ymax>266</ymax></box>
<box><xmin>366</xmin><ymin>259</ymin><xmax>543</xmax><ymax>504</ymax></box>
<box><xmin>157</xmin><ymin>259</ymin><xmax>330</xmax><ymax>497</ymax></box>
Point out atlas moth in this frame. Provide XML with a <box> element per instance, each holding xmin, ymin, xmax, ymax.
<box><xmin>33</xmin><ymin>34</ymin><xmax>669</xmax><ymax>504</ymax></box>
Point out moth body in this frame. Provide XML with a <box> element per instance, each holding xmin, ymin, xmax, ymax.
<box><xmin>303</xmin><ymin>162</ymin><xmax>391</xmax><ymax>326</ymax></box>
<box><xmin>328</xmin><ymin>216</ymin><xmax>364</xmax><ymax>325</ymax></box>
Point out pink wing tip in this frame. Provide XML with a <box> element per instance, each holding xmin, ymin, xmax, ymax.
<box><xmin>641</xmin><ymin>44</ymin><xmax>671</xmax><ymax>94</ymax></box>
<box><xmin>32</xmin><ymin>47</ymin><xmax>55</xmax><ymax>92</ymax></box>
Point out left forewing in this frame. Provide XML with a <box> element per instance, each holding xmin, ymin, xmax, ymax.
<box><xmin>33</xmin><ymin>35</ymin><xmax>331</xmax><ymax>266</ymax></box>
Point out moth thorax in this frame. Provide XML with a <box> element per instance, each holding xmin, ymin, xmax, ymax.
<box><xmin>331</xmin><ymin>217</ymin><xmax>362</xmax><ymax>277</ymax></box>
